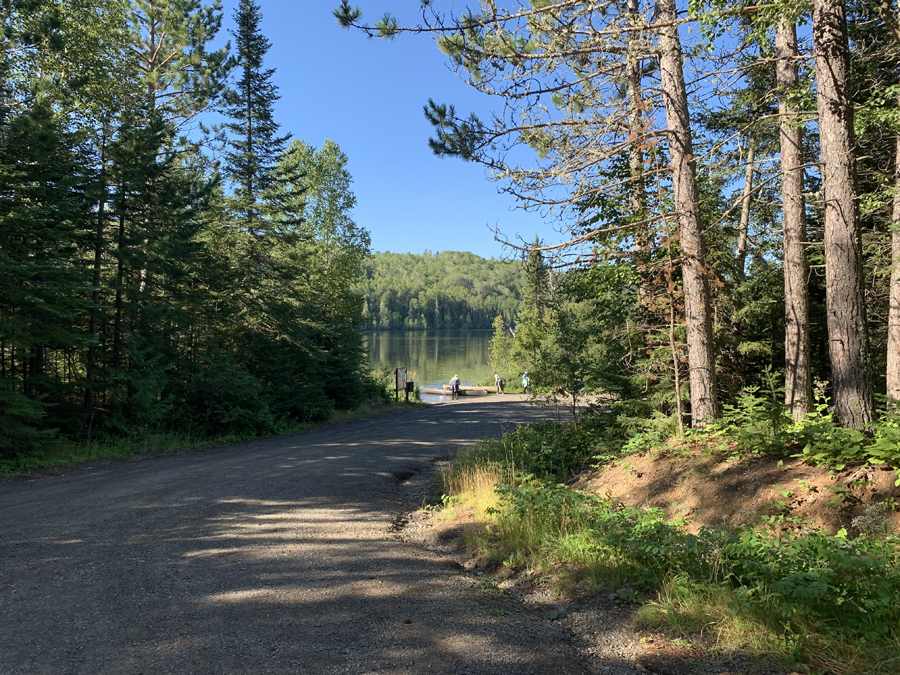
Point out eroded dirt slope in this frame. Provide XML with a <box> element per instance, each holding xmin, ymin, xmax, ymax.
<box><xmin>574</xmin><ymin>446</ymin><xmax>900</xmax><ymax>535</ymax></box>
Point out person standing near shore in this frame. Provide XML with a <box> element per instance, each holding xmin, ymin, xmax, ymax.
<box><xmin>494</xmin><ymin>371</ymin><xmax>504</xmax><ymax>394</ymax></box>
<box><xmin>449</xmin><ymin>374</ymin><xmax>461</xmax><ymax>400</ymax></box>
<box><xmin>521</xmin><ymin>370</ymin><xmax>530</xmax><ymax>395</ymax></box>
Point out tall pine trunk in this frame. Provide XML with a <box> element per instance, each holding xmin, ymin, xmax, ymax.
<box><xmin>628</xmin><ymin>0</ymin><xmax>652</xmax><ymax>308</ymax></box>
<box><xmin>812</xmin><ymin>0</ymin><xmax>874</xmax><ymax>428</ymax></box>
<box><xmin>887</xmin><ymin>105</ymin><xmax>900</xmax><ymax>402</ymax></box>
<box><xmin>776</xmin><ymin>22</ymin><xmax>813</xmax><ymax>420</ymax></box>
<box><xmin>736</xmin><ymin>136</ymin><xmax>754</xmax><ymax>282</ymax></box>
<box><xmin>877</xmin><ymin>0</ymin><xmax>900</xmax><ymax>405</ymax></box>
<box><xmin>729</xmin><ymin>133</ymin><xmax>755</xmax><ymax>376</ymax></box>
<box><xmin>627</xmin><ymin>0</ymin><xmax>647</xmax><ymax>222</ymax></box>
<box><xmin>656</xmin><ymin>0</ymin><xmax>718</xmax><ymax>427</ymax></box>
<box><xmin>85</xmin><ymin>136</ymin><xmax>107</xmax><ymax>412</ymax></box>
<box><xmin>113</xmin><ymin>198</ymin><xmax>126</xmax><ymax>372</ymax></box>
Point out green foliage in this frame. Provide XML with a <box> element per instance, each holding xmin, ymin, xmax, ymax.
<box><xmin>359</xmin><ymin>251</ymin><xmax>523</xmax><ymax>329</ymax></box>
<box><xmin>172</xmin><ymin>355</ymin><xmax>275</xmax><ymax>435</ymax></box>
<box><xmin>0</xmin><ymin>0</ymin><xmax>374</xmax><ymax>458</ymax></box>
<box><xmin>450</xmin><ymin>412</ymin><xmax>627</xmax><ymax>487</ymax></box>
<box><xmin>0</xmin><ymin>379</ymin><xmax>57</xmax><ymax>456</ymax></box>
<box><xmin>490</xmin><ymin>480</ymin><xmax>900</xmax><ymax>643</ymax></box>
<box><xmin>705</xmin><ymin>370</ymin><xmax>795</xmax><ymax>455</ymax></box>
<box><xmin>223</xmin><ymin>0</ymin><xmax>289</xmax><ymax>230</ymax></box>
<box><xmin>489</xmin><ymin>314</ymin><xmax>514</xmax><ymax>374</ymax></box>
<box><xmin>701</xmin><ymin>383</ymin><xmax>900</xmax><ymax>483</ymax></box>
<box><xmin>125</xmin><ymin>0</ymin><xmax>232</xmax><ymax>127</ymax></box>
<box><xmin>104</xmin><ymin>344</ymin><xmax>175</xmax><ymax>435</ymax></box>
<box><xmin>361</xmin><ymin>368</ymin><xmax>399</xmax><ymax>403</ymax></box>
<box><xmin>443</xmin><ymin>403</ymin><xmax>900</xmax><ymax>659</ymax></box>
<box><xmin>522</xmin><ymin>236</ymin><xmax>549</xmax><ymax>316</ymax></box>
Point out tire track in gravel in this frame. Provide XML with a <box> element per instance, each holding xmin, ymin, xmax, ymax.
<box><xmin>0</xmin><ymin>397</ymin><xmax>617</xmax><ymax>675</ymax></box>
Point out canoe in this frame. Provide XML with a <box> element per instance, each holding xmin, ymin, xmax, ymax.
<box><xmin>419</xmin><ymin>386</ymin><xmax>490</xmax><ymax>397</ymax></box>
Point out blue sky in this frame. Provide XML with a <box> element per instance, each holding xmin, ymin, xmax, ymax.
<box><xmin>217</xmin><ymin>1</ymin><xmax>560</xmax><ymax>259</ymax></box>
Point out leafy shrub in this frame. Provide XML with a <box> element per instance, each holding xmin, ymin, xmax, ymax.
<box><xmin>492</xmin><ymin>481</ymin><xmax>900</xmax><ymax>641</ymax></box>
<box><xmin>459</xmin><ymin>415</ymin><xmax>621</xmax><ymax>484</ymax></box>
<box><xmin>172</xmin><ymin>357</ymin><xmax>275</xmax><ymax>435</ymax></box>
<box><xmin>706</xmin><ymin>388</ymin><xmax>794</xmax><ymax>455</ymax></box>
<box><xmin>0</xmin><ymin>379</ymin><xmax>56</xmax><ymax>459</ymax></box>
<box><xmin>361</xmin><ymin>368</ymin><xmax>396</xmax><ymax>403</ymax></box>
<box><xmin>701</xmin><ymin>383</ymin><xmax>900</xmax><ymax>484</ymax></box>
<box><xmin>103</xmin><ymin>346</ymin><xmax>174</xmax><ymax>437</ymax></box>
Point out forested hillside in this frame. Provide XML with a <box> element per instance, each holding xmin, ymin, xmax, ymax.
<box><xmin>0</xmin><ymin>0</ymin><xmax>373</xmax><ymax>460</ymax></box>
<box><xmin>360</xmin><ymin>251</ymin><xmax>523</xmax><ymax>329</ymax></box>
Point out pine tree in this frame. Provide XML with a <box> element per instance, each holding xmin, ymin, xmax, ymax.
<box><xmin>0</xmin><ymin>102</ymin><xmax>93</xmax><ymax>453</ymax></box>
<box><xmin>523</xmin><ymin>237</ymin><xmax>549</xmax><ymax>318</ymax></box>
<box><xmin>223</xmin><ymin>0</ymin><xmax>288</xmax><ymax>234</ymax></box>
<box><xmin>126</xmin><ymin>0</ymin><xmax>231</xmax><ymax>128</ymax></box>
<box><xmin>776</xmin><ymin>20</ymin><xmax>813</xmax><ymax>420</ymax></box>
<box><xmin>812</xmin><ymin>0</ymin><xmax>875</xmax><ymax>428</ymax></box>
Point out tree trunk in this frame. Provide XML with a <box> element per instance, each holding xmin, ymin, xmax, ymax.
<box><xmin>656</xmin><ymin>0</ymin><xmax>718</xmax><ymax>427</ymax></box>
<box><xmin>887</xmin><ymin>103</ymin><xmax>900</xmax><ymax>402</ymax></box>
<box><xmin>627</xmin><ymin>0</ymin><xmax>647</xmax><ymax>220</ymax></box>
<box><xmin>776</xmin><ymin>22</ymin><xmax>813</xmax><ymax>420</ymax></box>
<box><xmin>628</xmin><ymin>0</ymin><xmax>653</xmax><ymax>308</ymax></box>
<box><xmin>113</xmin><ymin>200</ymin><xmax>126</xmax><ymax>373</ymax></box>
<box><xmin>85</xmin><ymin>137</ymin><xmax>107</xmax><ymax>412</ymax></box>
<box><xmin>875</xmin><ymin>0</ymin><xmax>900</xmax><ymax>405</ymax></box>
<box><xmin>736</xmin><ymin>136</ymin><xmax>754</xmax><ymax>282</ymax></box>
<box><xmin>812</xmin><ymin>0</ymin><xmax>874</xmax><ymax>428</ymax></box>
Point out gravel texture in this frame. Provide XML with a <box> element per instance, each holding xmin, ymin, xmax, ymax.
<box><xmin>0</xmin><ymin>397</ymin><xmax>784</xmax><ymax>675</ymax></box>
<box><xmin>0</xmin><ymin>398</ymin><xmax>591</xmax><ymax>674</ymax></box>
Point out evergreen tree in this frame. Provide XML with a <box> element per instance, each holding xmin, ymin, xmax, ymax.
<box><xmin>489</xmin><ymin>314</ymin><xmax>513</xmax><ymax>376</ymax></box>
<box><xmin>223</xmin><ymin>0</ymin><xmax>288</xmax><ymax>234</ymax></box>
<box><xmin>523</xmin><ymin>237</ymin><xmax>549</xmax><ymax>318</ymax></box>
<box><xmin>0</xmin><ymin>102</ymin><xmax>93</xmax><ymax>451</ymax></box>
<box><xmin>126</xmin><ymin>0</ymin><xmax>231</xmax><ymax>129</ymax></box>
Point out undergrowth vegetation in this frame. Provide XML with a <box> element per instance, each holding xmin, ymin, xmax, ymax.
<box><xmin>0</xmin><ymin>374</ymin><xmax>411</xmax><ymax>475</ymax></box>
<box><xmin>439</xmin><ymin>397</ymin><xmax>900</xmax><ymax>674</ymax></box>
<box><xmin>703</xmin><ymin>381</ymin><xmax>900</xmax><ymax>484</ymax></box>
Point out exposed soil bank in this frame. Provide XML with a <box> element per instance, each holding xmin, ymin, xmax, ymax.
<box><xmin>573</xmin><ymin>447</ymin><xmax>900</xmax><ymax>535</ymax></box>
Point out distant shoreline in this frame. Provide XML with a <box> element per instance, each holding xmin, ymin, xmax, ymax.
<box><xmin>362</xmin><ymin>327</ymin><xmax>494</xmax><ymax>332</ymax></box>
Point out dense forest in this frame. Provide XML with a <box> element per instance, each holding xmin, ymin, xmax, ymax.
<box><xmin>360</xmin><ymin>251</ymin><xmax>523</xmax><ymax>329</ymax></box>
<box><xmin>0</xmin><ymin>0</ymin><xmax>374</xmax><ymax>459</ymax></box>
<box><xmin>338</xmin><ymin>0</ymin><xmax>900</xmax><ymax>433</ymax></box>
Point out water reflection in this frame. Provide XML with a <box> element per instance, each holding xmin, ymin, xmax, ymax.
<box><xmin>365</xmin><ymin>330</ymin><xmax>495</xmax><ymax>399</ymax></box>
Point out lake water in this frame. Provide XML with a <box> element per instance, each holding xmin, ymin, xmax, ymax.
<box><xmin>365</xmin><ymin>330</ymin><xmax>501</xmax><ymax>400</ymax></box>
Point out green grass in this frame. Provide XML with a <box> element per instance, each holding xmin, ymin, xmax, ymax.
<box><xmin>436</xmin><ymin>416</ymin><xmax>900</xmax><ymax>675</ymax></box>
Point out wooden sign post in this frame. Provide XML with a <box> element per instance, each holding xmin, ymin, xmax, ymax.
<box><xmin>395</xmin><ymin>367</ymin><xmax>407</xmax><ymax>402</ymax></box>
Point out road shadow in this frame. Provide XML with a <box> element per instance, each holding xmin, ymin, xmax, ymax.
<box><xmin>0</xmin><ymin>398</ymin><xmax>729</xmax><ymax>674</ymax></box>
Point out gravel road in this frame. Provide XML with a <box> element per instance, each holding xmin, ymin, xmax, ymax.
<box><xmin>0</xmin><ymin>397</ymin><xmax>645</xmax><ymax>675</ymax></box>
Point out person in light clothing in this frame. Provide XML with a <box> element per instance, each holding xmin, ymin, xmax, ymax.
<box><xmin>449</xmin><ymin>374</ymin><xmax>461</xmax><ymax>400</ymax></box>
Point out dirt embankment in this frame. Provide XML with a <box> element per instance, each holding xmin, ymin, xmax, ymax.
<box><xmin>571</xmin><ymin>447</ymin><xmax>900</xmax><ymax>535</ymax></box>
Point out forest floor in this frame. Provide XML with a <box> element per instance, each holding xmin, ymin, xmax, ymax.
<box><xmin>398</xmin><ymin>401</ymin><xmax>900</xmax><ymax>675</ymax></box>
<box><xmin>2</xmin><ymin>395</ymin><xmax>864</xmax><ymax>675</ymax></box>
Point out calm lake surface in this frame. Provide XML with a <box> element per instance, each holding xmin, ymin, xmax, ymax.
<box><xmin>365</xmin><ymin>330</ymin><xmax>498</xmax><ymax>398</ymax></box>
